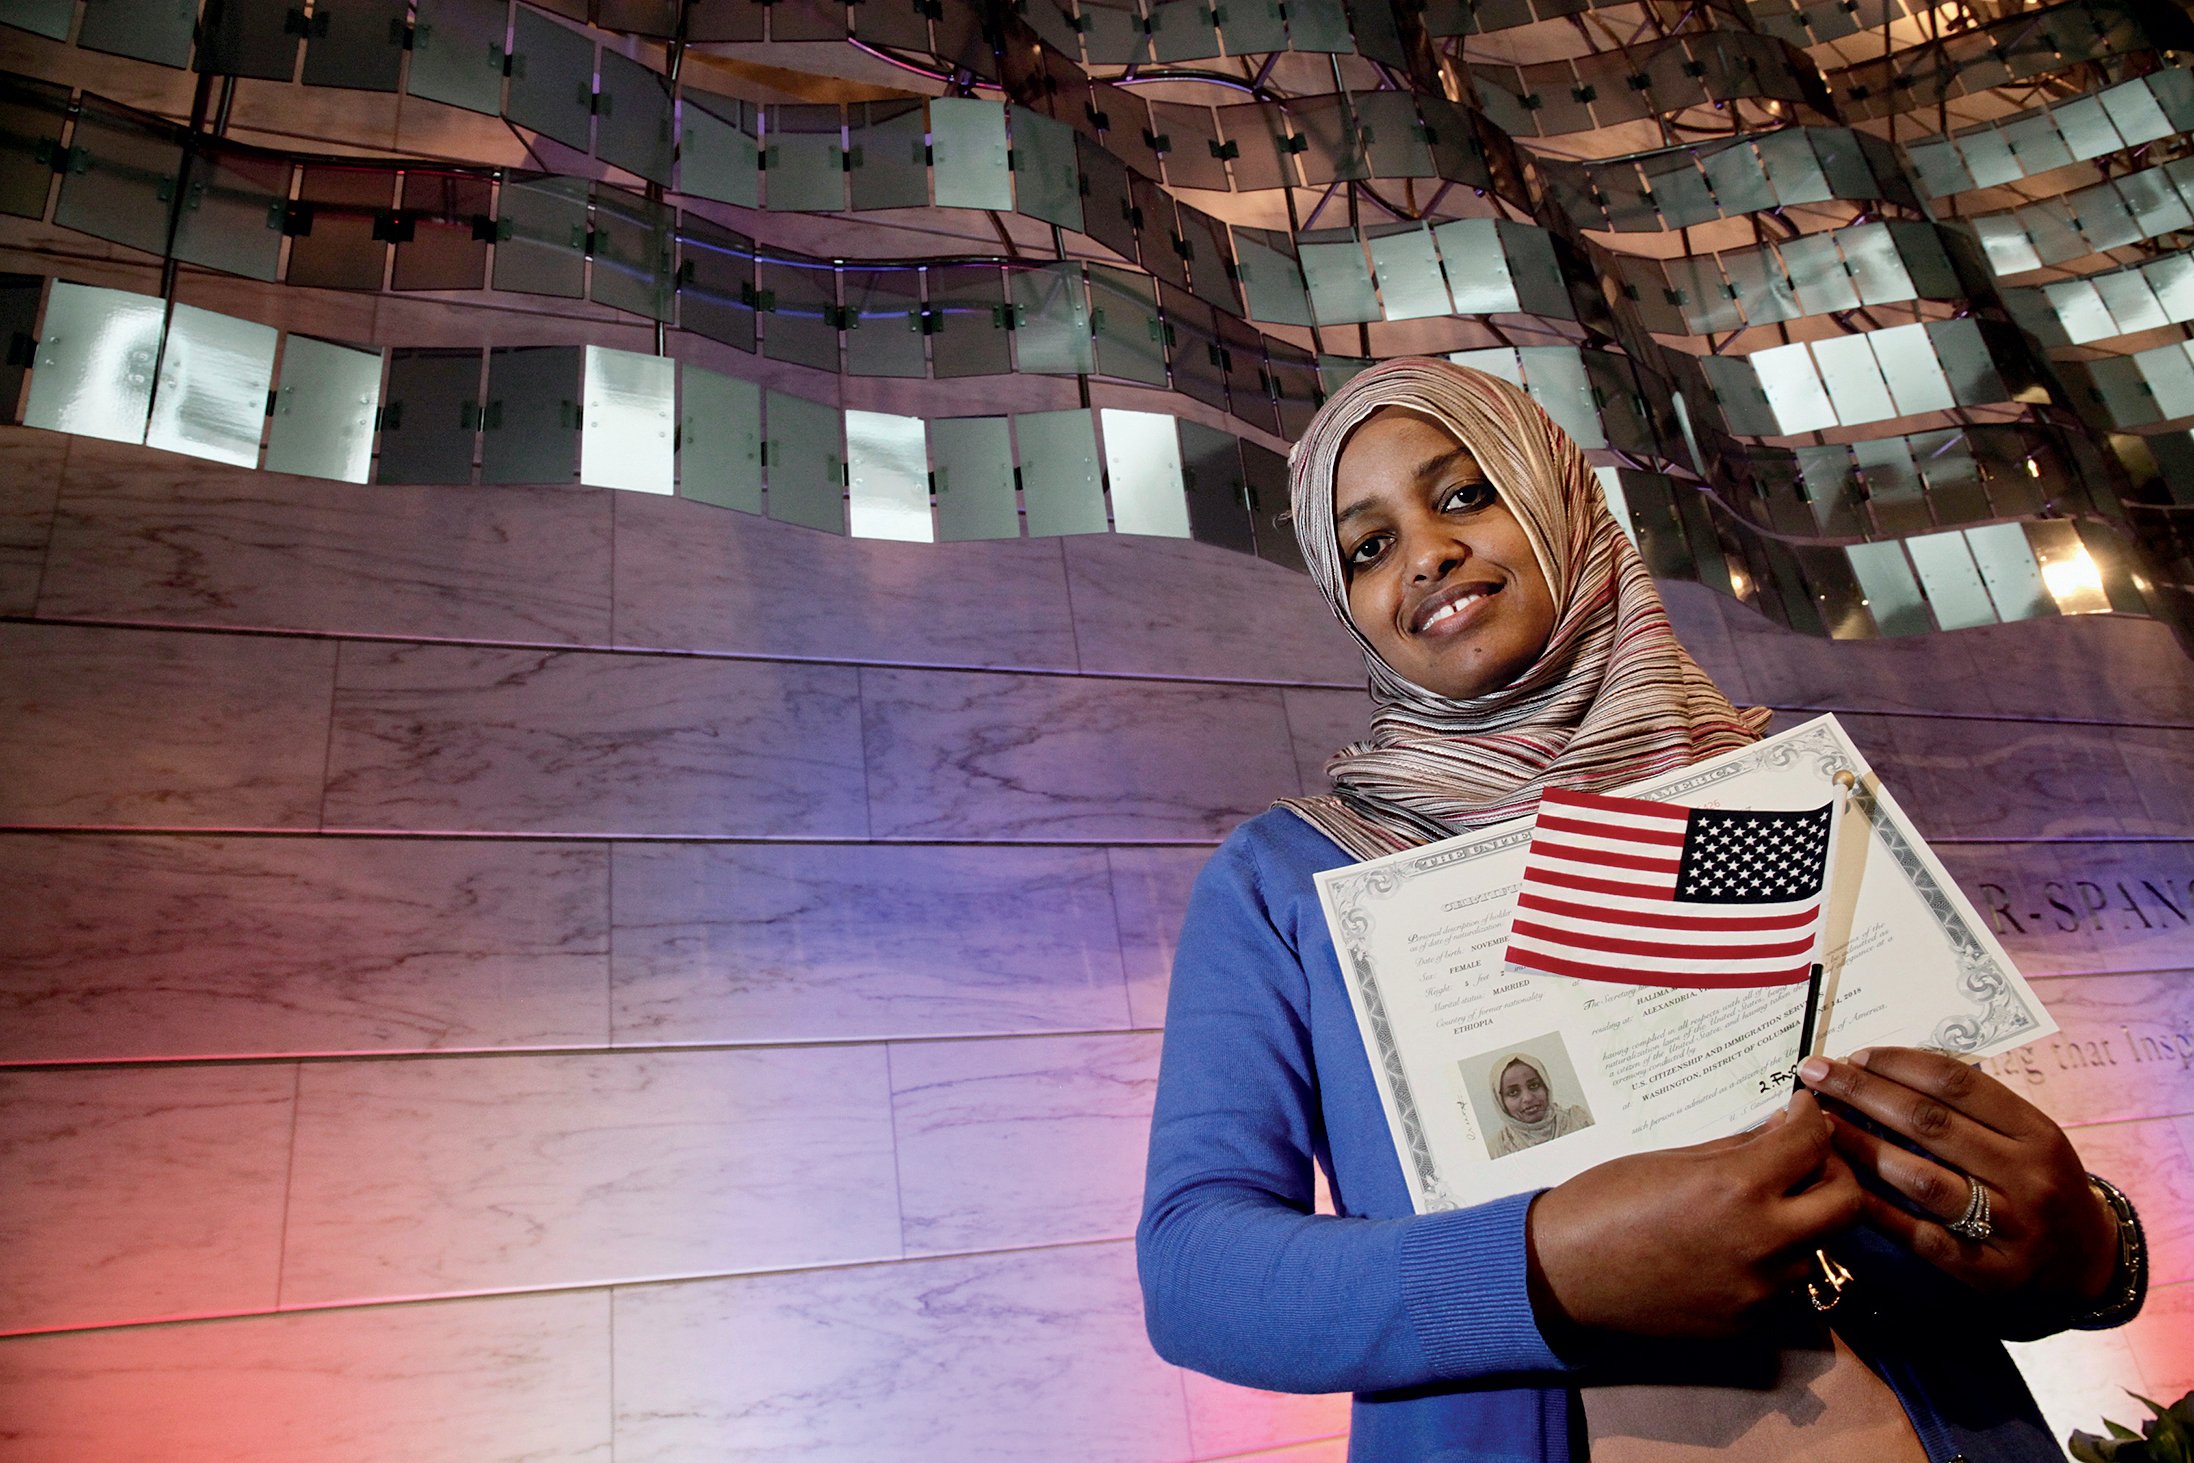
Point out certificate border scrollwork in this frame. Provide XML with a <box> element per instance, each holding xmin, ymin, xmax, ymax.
<box><xmin>1326</xmin><ymin>828</ymin><xmax>1531</xmax><ymax>1212</ymax></box>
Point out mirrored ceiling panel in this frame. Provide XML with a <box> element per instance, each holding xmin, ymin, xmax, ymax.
<box><xmin>0</xmin><ymin>79</ymin><xmax>67</xmax><ymax>221</ymax></box>
<box><xmin>931</xmin><ymin>98</ymin><xmax>1011</xmax><ymax>212</ymax></box>
<box><xmin>1015</xmin><ymin>408</ymin><xmax>1107</xmax><ymax>538</ymax></box>
<box><xmin>2027</xmin><ymin>518</ymin><xmax>2113</xmax><ymax>615</ymax></box>
<box><xmin>677</xmin><ymin>365</ymin><xmax>762</xmax><ymax>513</ymax></box>
<box><xmin>172</xmin><ymin>152</ymin><xmax>288</xmax><ymax>282</ymax></box>
<box><xmin>580</xmin><ymin>344</ymin><xmax>673</xmax><ymax>495</ymax></box>
<box><xmin>23</xmin><ymin>281</ymin><xmax>165</xmax><ymax>444</ymax></box>
<box><xmin>302</xmin><ymin>0</ymin><xmax>406</xmax><ymax>90</ymax></box>
<box><xmin>1010</xmin><ymin>262</ymin><xmax>1093</xmax><ymax>377</ymax></box>
<box><xmin>200</xmin><ymin>0</ymin><xmax>301</xmax><ymax>79</ymax></box>
<box><xmin>764</xmin><ymin>390</ymin><xmax>845</xmax><ymax>534</ymax></box>
<box><xmin>493</xmin><ymin>174</ymin><xmax>587</xmax><ymax>299</ymax></box>
<box><xmin>54</xmin><ymin>102</ymin><xmax>184</xmax><ymax>258</ymax></box>
<box><xmin>761</xmin><ymin>258</ymin><xmax>842</xmax><ymax>373</ymax></box>
<box><xmin>376</xmin><ymin>348</ymin><xmax>480</xmax><ymax>485</ymax></box>
<box><xmin>674</xmin><ymin>214</ymin><xmax>756</xmax><ymax>354</ymax></box>
<box><xmin>1299</xmin><ymin>237</ymin><xmax>1379</xmax><ymax>327</ymax></box>
<box><xmin>847</xmin><ymin>100</ymin><xmax>929</xmax><ymax>212</ymax></box>
<box><xmin>842</xmin><ymin>268</ymin><xmax>926</xmax><ymax>379</ymax></box>
<box><xmin>1519</xmin><ymin>348</ymin><xmax>1605</xmax><ymax>450</ymax></box>
<box><xmin>1178</xmin><ymin>419</ymin><xmax>1254</xmax><ymax>555</ymax></box>
<box><xmin>1088</xmin><ymin>265</ymin><xmax>1167</xmax><ymax>388</ymax></box>
<box><xmin>1100</xmin><ymin>408</ymin><xmax>1190</xmax><ymax>540</ymax></box>
<box><xmin>1962</xmin><ymin>521</ymin><xmax>2052</xmax><ymax>621</ymax></box>
<box><xmin>480</xmin><ymin>345</ymin><xmax>580</xmax><ymax>484</ymax></box>
<box><xmin>79</xmin><ymin>0</ymin><xmax>198</xmax><ymax>67</ymax></box>
<box><xmin>1367</xmin><ymin>226</ymin><xmax>1451</xmax><ymax>322</ymax></box>
<box><xmin>507</xmin><ymin>8</ymin><xmax>596</xmax><ymax>152</ymax></box>
<box><xmin>407</xmin><ymin>0</ymin><xmax>508</xmax><ymax>117</ymax></box>
<box><xmin>287</xmin><ymin>168</ymin><xmax>392</xmax><ymax>291</ymax></box>
<box><xmin>7</xmin><ymin>0</ymin><xmax>74</xmax><ymax>39</ymax></box>
<box><xmin>1905</xmin><ymin>529</ymin><xmax>1998</xmax><ymax>631</ymax></box>
<box><xmin>392</xmin><ymin>173</ymin><xmax>490</xmax><ymax>292</ymax></box>
<box><xmin>264</xmin><ymin>334</ymin><xmax>383</xmax><ymax>484</ymax></box>
<box><xmin>1235</xmin><ymin>229</ymin><xmax>1312</xmax><ymax>326</ymax></box>
<box><xmin>846</xmin><ymin>409</ymin><xmax>934</xmax><ymax>543</ymax></box>
<box><xmin>680</xmin><ymin>95</ymin><xmax>760</xmax><ymax>209</ymax></box>
<box><xmin>764</xmin><ymin>105</ymin><xmax>846</xmax><ymax>214</ymax></box>
<box><xmin>929</xmin><ymin>415</ymin><xmax>1019</xmax><ymax>542</ymax></box>
<box><xmin>591</xmin><ymin>189</ymin><xmax>673</xmax><ymax>322</ymax></box>
<box><xmin>596</xmin><ymin>49</ymin><xmax>673</xmax><ymax>186</ymax></box>
<box><xmin>1008</xmin><ymin>109</ymin><xmax>1082</xmax><ymax>233</ymax></box>
<box><xmin>924</xmin><ymin>264</ymin><xmax>1012</xmax><ymax>379</ymax></box>
<box><xmin>145</xmin><ymin>303</ymin><xmax>276</xmax><ymax>467</ymax></box>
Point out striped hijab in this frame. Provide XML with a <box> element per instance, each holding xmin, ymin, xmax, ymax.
<box><xmin>1276</xmin><ymin>358</ymin><xmax>1768</xmax><ymax>861</ymax></box>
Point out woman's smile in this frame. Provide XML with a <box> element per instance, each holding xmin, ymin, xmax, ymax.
<box><xmin>1409</xmin><ymin>578</ymin><xmax>1503</xmax><ymax>636</ymax></box>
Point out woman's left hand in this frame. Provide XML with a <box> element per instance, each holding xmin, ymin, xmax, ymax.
<box><xmin>1797</xmin><ymin>1046</ymin><xmax>2119</xmax><ymax>1310</ymax></box>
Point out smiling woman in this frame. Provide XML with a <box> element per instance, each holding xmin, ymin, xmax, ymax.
<box><xmin>1136</xmin><ymin>357</ymin><xmax>2144</xmax><ymax>1463</ymax></box>
<box><xmin>1487</xmin><ymin>1051</ymin><xmax>1593</xmax><ymax>1158</ymax></box>
<box><xmin>1275</xmin><ymin>357</ymin><xmax>1767</xmax><ymax>857</ymax></box>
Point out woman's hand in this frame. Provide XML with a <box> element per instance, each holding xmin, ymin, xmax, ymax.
<box><xmin>1525</xmin><ymin>1091</ymin><xmax>1863</xmax><ymax>1342</ymax></box>
<box><xmin>1798</xmin><ymin>1046</ymin><xmax>2119</xmax><ymax>1310</ymax></box>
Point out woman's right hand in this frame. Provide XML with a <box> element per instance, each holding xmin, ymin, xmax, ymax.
<box><xmin>1523</xmin><ymin>1091</ymin><xmax>1863</xmax><ymax>1343</ymax></box>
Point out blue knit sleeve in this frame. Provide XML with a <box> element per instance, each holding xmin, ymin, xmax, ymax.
<box><xmin>1135</xmin><ymin>824</ymin><xmax>1572</xmax><ymax>1395</ymax></box>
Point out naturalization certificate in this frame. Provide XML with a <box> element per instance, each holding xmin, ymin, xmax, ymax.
<box><xmin>1314</xmin><ymin>713</ymin><xmax>2057</xmax><ymax>1215</ymax></box>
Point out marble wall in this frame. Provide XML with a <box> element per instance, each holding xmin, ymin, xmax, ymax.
<box><xmin>1</xmin><ymin>425</ymin><xmax>2190</xmax><ymax>1460</ymax></box>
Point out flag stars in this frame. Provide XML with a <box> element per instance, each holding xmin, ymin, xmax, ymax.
<box><xmin>1674</xmin><ymin>804</ymin><xmax>1834</xmax><ymax>904</ymax></box>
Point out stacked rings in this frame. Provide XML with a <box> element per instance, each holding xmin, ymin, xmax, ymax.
<box><xmin>1948</xmin><ymin>1179</ymin><xmax>1994</xmax><ymax>1241</ymax></box>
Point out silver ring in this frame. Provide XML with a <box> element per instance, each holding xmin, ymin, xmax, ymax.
<box><xmin>1947</xmin><ymin>1177</ymin><xmax>1993</xmax><ymax>1242</ymax></box>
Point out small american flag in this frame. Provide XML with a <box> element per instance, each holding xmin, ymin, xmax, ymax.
<box><xmin>1504</xmin><ymin>789</ymin><xmax>1834</xmax><ymax>989</ymax></box>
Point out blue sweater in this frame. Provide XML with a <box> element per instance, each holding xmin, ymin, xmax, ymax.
<box><xmin>1137</xmin><ymin>809</ymin><xmax>2068</xmax><ymax>1463</ymax></box>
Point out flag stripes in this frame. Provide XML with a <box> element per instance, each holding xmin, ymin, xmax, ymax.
<box><xmin>1515</xmin><ymin>891</ymin><xmax>1818</xmax><ymax>933</ymax></box>
<box><xmin>1529</xmin><ymin>839</ymin><xmax>1681</xmax><ymax>875</ymax></box>
<box><xmin>1535</xmin><ymin>811</ymin><xmax>1685</xmax><ymax>847</ymax></box>
<box><xmin>1504</xmin><ymin>789</ymin><xmax>1832</xmax><ymax>988</ymax></box>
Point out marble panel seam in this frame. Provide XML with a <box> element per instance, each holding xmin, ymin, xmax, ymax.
<box><xmin>5</xmin><ymin>613</ymin><xmax>622</xmax><ymax>658</ymax></box>
<box><xmin>2063</xmin><ymin>1111</ymin><xmax>2194</xmax><ymax>1132</ymax></box>
<box><xmin>18</xmin><ymin>1251</ymin><xmax>2189</xmax><ymax>1344</ymax></box>
<box><xmin>4</xmin><ymin>830</ymin><xmax>2180</xmax><ymax>850</ymax></box>
<box><xmin>271</xmin><ymin>1064</ymin><xmax>303</xmax><ymax>1312</ymax></box>
<box><xmin>16</xmin><ymin>436</ymin><xmax>64</xmax><ymax>613</ymax></box>
<box><xmin>0</xmin><ymin>1026</ymin><xmax>1178</xmax><ymax>1074</ymax></box>
<box><xmin>883</xmin><ymin>1043</ymin><xmax>913</xmax><ymax>1263</ymax></box>
<box><xmin>9</xmin><ymin>613</ymin><xmax>2187</xmax><ymax>722</ymax></box>
<box><xmin>1055</xmin><ymin>536</ymin><xmax>1087</xmax><ymax>673</ymax></box>
<box><xmin>1932</xmin><ymin>835</ymin><xmax>2194</xmax><ymax>845</ymax></box>
<box><xmin>0</xmin><ymin>1234</ymin><xmax>1148</xmax><ymax>1341</ymax></box>
<box><xmin>23</xmin><ymin>973</ymin><xmax>2194</xmax><ymax>1067</ymax></box>
<box><xmin>2</xmin><ymin>611</ymin><xmax>1362</xmax><ymax>689</ymax></box>
<box><xmin>313</xmin><ymin>640</ymin><xmax>342</xmax><ymax>832</ymax></box>
<box><xmin>0</xmin><ymin>828</ymin><xmax>1233</xmax><ymax>849</ymax></box>
<box><xmin>2028</xmin><ymin>964</ymin><xmax>2194</xmax><ymax>984</ymax></box>
<box><xmin>1276</xmin><ymin>687</ymin><xmax>1314</xmax><ymax>799</ymax></box>
<box><xmin>1767</xmin><ymin>705</ymin><xmax>2194</xmax><ymax>732</ymax></box>
<box><xmin>1194</xmin><ymin>1435</ymin><xmax>1353</xmax><ymax>1461</ymax></box>
<box><xmin>12</xmin><ymin>820</ymin><xmax>2182</xmax><ymax>847</ymax></box>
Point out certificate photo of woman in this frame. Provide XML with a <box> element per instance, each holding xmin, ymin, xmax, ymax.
<box><xmin>1463</xmin><ymin>1037</ymin><xmax>1595</xmax><ymax>1159</ymax></box>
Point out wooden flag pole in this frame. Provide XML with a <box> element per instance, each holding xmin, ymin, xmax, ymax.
<box><xmin>1792</xmin><ymin>768</ymin><xmax>1860</xmax><ymax>1093</ymax></box>
<box><xmin>1800</xmin><ymin>769</ymin><xmax>1860</xmax><ymax>1313</ymax></box>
